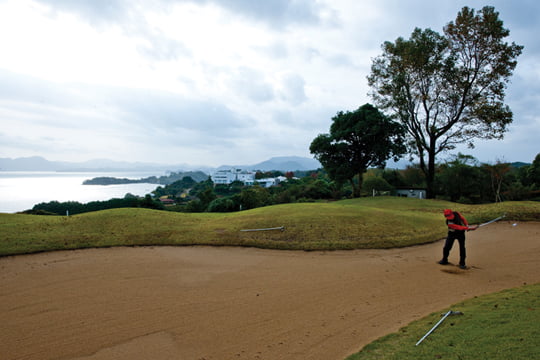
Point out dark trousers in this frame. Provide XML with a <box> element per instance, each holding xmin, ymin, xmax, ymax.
<box><xmin>442</xmin><ymin>231</ymin><xmax>466</xmax><ymax>266</ymax></box>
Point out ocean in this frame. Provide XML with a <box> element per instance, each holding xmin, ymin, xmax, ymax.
<box><xmin>0</xmin><ymin>171</ymin><xmax>160</xmax><ymax>213</ymax></box>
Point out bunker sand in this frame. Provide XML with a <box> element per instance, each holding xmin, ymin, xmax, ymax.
<box><xmin>1</xmin><ymin>222</ymin><xmax>539</xmax><ymax>360</ymax></box>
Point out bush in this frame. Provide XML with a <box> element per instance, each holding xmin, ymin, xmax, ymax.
<box><xmin>362</xmin><ymin>176</ymin><xmax>394</xmax><ymax>195</ymax></box>
<box><xmin>207</xmin><ymin>197</ymin><xmax>237</xmax><ymax>212</ymax></box>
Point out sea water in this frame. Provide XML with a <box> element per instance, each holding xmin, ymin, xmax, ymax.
<box><xmin>0</xmin><ymin>171</ymin><xmax>159</xmax><ymax>213</ymax></box>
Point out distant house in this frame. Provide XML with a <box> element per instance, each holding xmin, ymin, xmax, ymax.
<box><xmin>395</xmin><ymin>188</ymin><xmax>427</xmax><ymax>199</ymax></box>
<box><xmin>159</xmin><ymin>196</ymin><xmax>176</xmax><ymax>205</ymax></box>
<box><xmin>255</xmin><ymin>176</ymin><xmax>287</xmax><ymax>188</ymax></box>
<box><xmin>211</xmin><ymin>169</ymin><xmax>290</xmax><ymax>188</ymax></box>
<box><xmin>211</xmin><ymin>168</ymin><xmax>255</xmax><ymax>186</ymax></box>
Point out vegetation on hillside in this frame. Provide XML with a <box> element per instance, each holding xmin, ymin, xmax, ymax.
<box><xmin>310</xmin><ymin>103</ymin><xmax>406</xmax><ymax>197</ymax></box>
<box><xmin>26</xmin><ymin>152</ymin><xmax>540</xmax><ymax>216</ymax></box>
<box><xmin>82</xmin><ymin>171</ymin><xmax>208</xmax><ymax>185</ymax></box>
<box><xmin>2</xmin><ymin>197</ymin><xmax>539</xmax><ymax>257</ymax></box>
<box><xmin>26</xmin><ymin>194</ymin><xmax>164</xmax><ymax>216</ymax></box>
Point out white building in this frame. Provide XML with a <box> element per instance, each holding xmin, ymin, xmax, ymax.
<box><xmin>395</xmin><ymin>188</ymin><xmax>427</xmax><ymax>199</ymax></box>
<box><xmin>256</xmin><ymin>176</ymin><xmax>287</xmax><ymax>188</ymax></box>
<box><xmin>211</xmin><ymin>168</ymin><xmax>255</xmax><ymax>185</ymax></box>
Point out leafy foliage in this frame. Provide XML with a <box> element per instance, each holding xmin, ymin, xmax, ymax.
<box><xmin>368</xmin><ymin>6</ymin><xmax>523</xmax><ymax>198</ymax></box>
<box><xmin>152</xmin><ymin>176</ymin><xmax>197</xmax><ymax>198</ymax></box>
<box><xmin>25</xmin><ymin>154</ymin><xmax>539</xmax><ymax>216</ymax></box>
<box><xmin>29</xmin><ymin>194</ymin><xmax>164</xmax><ymax>215</ymax></box>
<box><xmin>310</xmin><ymin>103</ymin><xmax>406</xmax><ymax>197</ymax></box>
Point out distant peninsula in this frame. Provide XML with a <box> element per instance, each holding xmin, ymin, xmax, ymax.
<box><xmin>83</xmin><ymin>171</ymin><xmax>208</xmax><ymax>186</ymax></box>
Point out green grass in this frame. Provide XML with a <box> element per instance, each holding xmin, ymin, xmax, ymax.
<box><xmin>346</xmin><ymin>283</ymin><xmax>540</xmax><ymax>360</ymax></box>
<box><xmin>1</xmin><ymin>197</ymin><xmax>539</xmax><ymax>256</ymax></box>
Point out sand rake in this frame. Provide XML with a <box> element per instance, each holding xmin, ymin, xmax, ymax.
<box><xmin>478</xmin><ymin>213</ymin><xmax>506</xmax><ymax>227</ymax></box>
<box><xmin>415</xmin><ymin>310</ymin><xmax>463</xmax><ymax>346</ymax></box>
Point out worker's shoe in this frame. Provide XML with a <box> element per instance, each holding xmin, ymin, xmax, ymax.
<box><xmin>438</xmin><ymin>260</ymin><xmax>449</xmax><ymax>265</ymax></box>
<box><xmin>459</xmin><ymin>264</ymin><xmax>467</xmax><ymax>269</ymax></box>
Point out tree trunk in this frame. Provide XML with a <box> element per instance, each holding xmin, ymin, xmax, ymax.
<box><xmin>349</xmin><ymin>179</ymin><xmax>359</xmax><ymax>198</ymax></box>
<box><xmin>357</xmin><ymin>172</ymin><xmax>364</xmax><ymax>197</ymax></box>
<box><xmin>426</xmin><ymin>144</ymin><xmax>437</xmax><ymax>199</ymax></box>
<box><xmin>349</xmin><ymin>172</ymin><xmax>364</xmax><ymax>198</ymax></box>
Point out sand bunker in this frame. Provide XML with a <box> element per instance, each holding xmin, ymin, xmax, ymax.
<box><xmin>1</xmin><ymin>222</ymin><xmax>539</xmax><ymax>360</ymax></box>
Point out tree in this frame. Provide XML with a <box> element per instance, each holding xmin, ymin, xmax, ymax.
<box><xmin>207</xmin><ymin>197</ymin><xmax>237</xmax><ymax>212</ymax></box>
<box><xmin>527</xmin><ymin>153</ymin><xmax>540</xmax><ymax>188</ymax></box>
<box><xmin>368</xmin><ymin>6</ymin><xmax>523</xmax><ymax>198</ymax></box>
<box><xmin>237</xmin><ymin>186</ymin><xmax>271</xmax><ymax>210</ymax></box>
<box><xmin>140</xmin><ymin>194</ymin><xmax>164</xmax><ymax>210</ymax></box>
<box><xmin>152</xmin><ymin>176</ymin><xmax>197</xmax><ymax>198</ymax></box>
<box><xmin>381</xmin><ymin>169</ymin><xmax>407</xmax><ymax>188</ymax></box>
<box><xmin>197</xmin><ymin>187</ymin><xmax>217</xmax><ymax>210</ymax></box>
<box><xmin>362</xmin><ymin>176</ymin><xmax>393</xmax><ymax>196</ymax></box>
<box><xmin>483</xmin><ymin>161</ymin><xmax>512</xmax><ymax>202</ymax></box>
<box><xmin>310</xmin><ymin>103</ymin><xmax>406</xmax><ymax>197</ymax></box>
<box><xmin>435</xmin><ymin>153</ymin><xmax>486</xmax><ymax>203</ymax></box>
<box><xmin>401</xmin><ymin>164</ymin><xmax>426</xmax><ymax>188</ymax></box>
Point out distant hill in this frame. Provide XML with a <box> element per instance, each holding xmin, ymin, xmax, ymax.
<box><xmin>510</xmin><ymin>162</ymin><xmax>531</xmax><ymax>168</ymax></box>
<box><xmin>0</xmin><ymin>155</ymin><xmax>321</xmax><ymax>174</ymax></box>
<box><xmin>218</xmin><ymin>156</ymin><xmax>321</xmax><ymax>172</ymax></box>
<box><xmin>0</xmin><ymin>156</ymin><xmax>65</xmax><ymax>171</ymax></box>
<box><xmin>252</xmin><ymin>156</ymin><xmax>321</xmax><ymax>171</ymax></box>
<box><xmin>82</xmin><ymin>171</ymin><xmax>208</xmax><ymax>185</ymax></box>
<box><xmin>0</xmin><ymin>156</ymin><xmax>212</xmax><ymax>173</ymax></box>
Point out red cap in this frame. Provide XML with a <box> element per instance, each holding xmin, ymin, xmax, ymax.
<box><xmin>444</xmin><ymin>209</ymin><xmax>454</xmax><ymax>219</ymax></box>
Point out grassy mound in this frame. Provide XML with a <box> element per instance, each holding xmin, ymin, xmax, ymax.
<box><xmin>1</xmin><ymin>197</ymin><xmax>539</xmax><ymax>256</ymax></box>
<box><xmin>346</xmin><ymin>283</ymin><xmax>540</xmax><ymax>360</ymax></box>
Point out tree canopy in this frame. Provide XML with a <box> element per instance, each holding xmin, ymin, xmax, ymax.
<box><xmin>368</xmin><ymin>6</ymin><xmax>523</xmax><ymax>198</ymax></box>
<box><xmin>310</xmin><ymin>103</ymin><xmax>406</xmax><ymax>197</ymax></box>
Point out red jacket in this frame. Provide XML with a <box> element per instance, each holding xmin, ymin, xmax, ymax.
<box><xmin>447</xmin><ymin>211</ymin><xmax>469</xmax><ymax>231</ymax></box>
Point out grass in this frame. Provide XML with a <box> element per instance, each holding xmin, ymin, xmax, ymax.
<box><xmin>345</xmin><ymin>283</ymin><xmax>540</xmax><ymax>360</ymax></box>
<box><xmin>1</xmin><ymin>197</ymin><xmax>539</xmax><ymax>256</ymax></box>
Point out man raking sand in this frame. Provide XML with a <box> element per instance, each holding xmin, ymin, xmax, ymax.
<box><xmin>438</xmin><ymin>209</ymin><xmax>478</xmax><ymax>269</ymax></box>
<box><xmin>438</xmin><ymin>210</ymin><xmax>507</xmax><ymax>269</ymax></box>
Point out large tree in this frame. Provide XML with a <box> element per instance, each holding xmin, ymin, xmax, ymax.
<box><xmin>310</xmin><ymin>103</ymin><xmax>405</xmax><ymax>197</ymax></box>
<box><xmin>368</xmin><ymin>6</ymin><xmax>523</xmax><ymax>198</ymax></box>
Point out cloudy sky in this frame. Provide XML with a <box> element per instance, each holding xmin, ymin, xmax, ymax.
<box><xmin>1</xmin><ymin>0</ymin><xmax>538</xmax><ymax>167</ymax></box>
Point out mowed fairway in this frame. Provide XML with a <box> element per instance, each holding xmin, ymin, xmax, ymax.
<box><xmin>1</xmin><ymin>220</ymin><xmax>540</xmax><ymax>360</ymax></box>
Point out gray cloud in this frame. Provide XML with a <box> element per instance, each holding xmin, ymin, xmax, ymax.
<box><xmin>256</xmin><ymin>42</ymin><xmax>289</xmax><ymax>59</ymax></box>
<box><xmin>35</xmin><ymin>0</ymin><xmax>325</xmax><ymax>28</ymax></box>
<box><xmin>115</xmin><ymin>90</ymin><xmax>250</xmax><ymax>136</ymax></box>
<box><xmin>0</xmin><ymin>69</ymin><xmax>255</xmax><ymax>160</ymax></box>
<box><xmin>137</xmin><ymin>32</ymin><xmax>191</xmax><ymax>61</ymax></box>
<box><xmin>279</xmin><ymin>74</ymin><xmax>306</xmax><ymax>105</ymax></box>
<box><xmin>227</xmin><ymin>67</ymin><xmax>275</xmax><ymax>103</ymax></box>
<box><xmin>0</xmin><ymin>69</ymin><xmax>113</xmax><ymax>130</ymax></box>
<box><xmin>37</xmin><ymin>0</ymin><xmax>130</xmax><ymax>26</ymax></box>
<box><xmin>2</xmin><ymin>0</ymin><xmax>538</xmax><ymax>165</ymax></box>
<box><xmin>208</xmin><ymin>0</ymin><xmax>323</xmax><ymax>27</ymax></box>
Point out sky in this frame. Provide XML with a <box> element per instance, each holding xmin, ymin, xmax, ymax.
<box><xmin>1</xmin><ymin>0</ymin><xmax>539</xmax><ymax>167</ymax></box>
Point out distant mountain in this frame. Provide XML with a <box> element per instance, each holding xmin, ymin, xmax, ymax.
<box><xmin>217</xmin><ymin>156</ymin><xmax>321</xmax><ymax>172</ymax></box>
<box><xmin>250</xmin><ymin>156</ymin><xmax>321</xmax><ymax>171</ymax></box>
<box><xmin>0</xmin><ymin>156</ymin><xmax>321</xmax><ymax>174</ymax></box>
<box><xmin>0</xmin><ymin>156</ymin><xmax>212</xmax><ymax>173</ymax></box>
<box><xmin>0</xmin><ymin>156</ymin><xmax>65</xmax><ymax>171</ymax></box>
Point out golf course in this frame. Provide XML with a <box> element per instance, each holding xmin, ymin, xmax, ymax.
<box><xmin>1</xmin><ymin>197</ymin><xmax>539</xmax><ymax>359</ymax></box>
